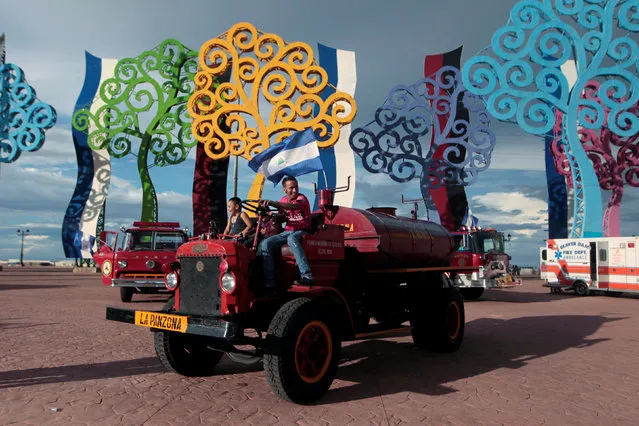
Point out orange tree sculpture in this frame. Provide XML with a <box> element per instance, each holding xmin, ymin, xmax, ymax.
<box><xmin>188</xmin><ymin>22</ymin><xmax>357</xmax><ymax>201</ymax></box>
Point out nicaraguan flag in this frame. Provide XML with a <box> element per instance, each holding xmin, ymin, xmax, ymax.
<box><xmin>462</xmin><ymin>208</ymin><xmax>479</xmax><ymax>228</ymax></box>
<box><xmin>248</xmin><ymin>128</ymin><xmax>323</xmax><ymax>185</ymax></box>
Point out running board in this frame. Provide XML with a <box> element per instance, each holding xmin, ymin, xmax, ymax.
<box><xmin>353</xmin><ymin>324</ymin><xmax>412</xmax><ymax>340</ymax></box>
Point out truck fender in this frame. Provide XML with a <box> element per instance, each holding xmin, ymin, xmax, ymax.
<box><xmin>287</xmin><ymin>285</ymin><xmax>354</xmax><ymax>339</ymax></box>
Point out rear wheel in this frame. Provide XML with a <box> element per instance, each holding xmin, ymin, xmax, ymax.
<box><xmin>459</xmin><ymin>287</ymin><xmax>484</xmax><ymax>300</ymax></box>
<box><xmin>153</xmin><ymin>298</ymin><xmax>223</xmax><ymax>376</ymax></box>
<box><xmin>410</xmin><ymin>287</ymin><xmax>465</xmax><ymax>352</ymax></box>
<box><xmin>573</xmin><ymin>281</ymin><xmax>590</xmax><ymax>297</ymax></box>
<box><xmin>264</xmin><ymin>298</ymin><xmax>341</xmax><ymax>404</ymax></box>
<box><xmin>120</xmin><ymin>287</ymin><xmax>134</xmax><ymax>302</ymax></box>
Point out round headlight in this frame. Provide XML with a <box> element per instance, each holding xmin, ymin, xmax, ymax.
<box><xmin>102</xmin><ymin>260</ymin><xmax>112</xmax><ymax>277</ymax></box>
<box><xmin>165</xmin><ymin>272</ymin><xmax>179</xmax><ymax>290</ymax></box>
<box><xmin>117</xmin><ymin>260</ymin><xmax>127</xmax><ymax>268</ymax></box>
<box><xmin>220</xmin><ymin>272</ymin><xmax>236</xmax><ymax>293</ymax></box>
<box><xmin>146</xmin><ymin>259</ymin><xmax>155</xmax><ymax>269</ymax></box>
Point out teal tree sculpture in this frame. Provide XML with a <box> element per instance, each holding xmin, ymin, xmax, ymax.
<box><xmin>72</xmin><ymin>39</ymin><xmax>198</xmax><ymax>222</ymax></box>
<box><xmin>462</xmin><ymin>0</ymin><xmax>639</xmax><ymax>238</ymax></box>
<box><xmin>0</xmin><ymin>64</ymin><xmax>57</xmax><ymax>163</ymax></box>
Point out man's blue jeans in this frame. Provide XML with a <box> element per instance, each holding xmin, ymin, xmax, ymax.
<box><xmin>258</xmin><ymin>230</ymin><xmax>312</xmax><ymax>288</ymax></box>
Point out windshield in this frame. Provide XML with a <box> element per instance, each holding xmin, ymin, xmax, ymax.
<box><xmin>124</xmin><ymin>230</ymin><xmax>186</xmax><ymax>251</ymax></box>
<box><xmin>456</xmin><ymin>232</ymin><xmax>505</xmax><ymax>254</ymax></box>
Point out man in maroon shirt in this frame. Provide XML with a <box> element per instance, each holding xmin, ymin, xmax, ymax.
<box><xmin>258</xmin><ymin>176</ymin><xmax>313</xmax><ymax>293</ymax></box>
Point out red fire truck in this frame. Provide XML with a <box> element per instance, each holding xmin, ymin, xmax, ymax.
<box><xmin>450</xmin><ymin>226</ymin><xmax>520</xmax><ymax>299</ymax></box>
<box><xmin>105</xmin><ymin>185</ymin><xmax>478</xmax><ymax>404</ymax></box>
<box><xmin>93</xmin><ymin>221</ymin><xmax>189</xmax><ymax>302</ymax></box>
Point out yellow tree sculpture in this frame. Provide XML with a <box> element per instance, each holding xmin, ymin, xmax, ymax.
<box><xmin>188</xmin><ymin>22</ymin><xmax>357</xmax><ymax>201</ymax></box>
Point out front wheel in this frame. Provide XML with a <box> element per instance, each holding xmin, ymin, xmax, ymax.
<box><xmin>264</xmin><ymin>298</ymin><xmax>341</xmax><ymax>404</ymax></box>
<box><xmin>410</xmin><ymin>287</ymin><xmax>465</xmax><ymax>352</ymax></box>
<box><xmin>153</xmin><ymin>297</ymin><xmax>223</xmax><ymax>376</ymax></box>
<box><xmin>459</xmin><ymin>287</ymin><xmax>484</xmax><ymax>300</ymax></box>
<box><xmin>120</xmin><ymin>287</ymin><xmax>134</xmax><ymax>302</ymax></box>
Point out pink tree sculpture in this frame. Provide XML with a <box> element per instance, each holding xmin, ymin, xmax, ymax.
<box><xmin>552</xmin><ymin>81</ymin><xmax>639</xmax><ymax>237</ymax></box>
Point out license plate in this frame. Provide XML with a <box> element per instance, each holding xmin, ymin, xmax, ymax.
<box><xmin>134</xmin><ymin>311</ymin><xmax>188</xmax><ymax>333</ymax></box>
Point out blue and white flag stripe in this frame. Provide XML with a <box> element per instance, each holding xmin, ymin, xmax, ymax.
<box><xmin>249</xmin><ymin>128</ymin><xmax>323</xmax><ymax>185</ymax></box>
<box><xmin>62</xmin><ymin>52</ymin><xmax>115</xmax><ymax>259</ymax></box>
<box><xmin>314</xmin><ymin>44</ymin><xmax>357</xmax><ymax>208</ymax></box>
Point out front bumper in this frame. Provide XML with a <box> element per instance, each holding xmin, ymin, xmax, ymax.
<box><xmin>106</xmin><ymin>307</ymin><xmax>240</xmax><ymax>339</ymax></box>
<box><xmin>111</xmin><ymin>278</ymin><xmax>165</xmax><ymax>288</ymax></box>
<box><xmin>454</xmin><ymin>274</ymin><xmax>522</xmax><ymax>289</ymax></box>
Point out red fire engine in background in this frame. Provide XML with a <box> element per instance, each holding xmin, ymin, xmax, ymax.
<box><xmin>450</xmin><ymin>225</ymin><xmax>520</xmax><ymax>300</ymax></box>
<box><xmin>93</xmin><ymin>221</ymin><xmax>189</xmax><ymax>302</ymax></box>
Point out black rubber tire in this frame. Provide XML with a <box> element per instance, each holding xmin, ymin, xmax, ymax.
<box><xmin>264</xmin><ymin>297</ymin><xmax>341</xmax><ymax>404</ymax></box>
<box><xmin>410</xmin><ymin>287</ymin><xmax>465</xmax><ymax>352</ymax></box>
<box><xmin>153</xmin><ymin>298</ymin><xmax>223</xmax><ymax>377</ymax></box>
<box><xmin>459</xmin><ymin>287</ymin><xmax>484</xmax><ymax>300</ymax></box>
<box><xmin>573</xmin><ymin>281</ymin><xmax>590</xmax><ymax>297</ymax></box>
<box><xmin>120</xmin><ymin>287</ymin><xmax>134</xmax><ymax>303</ymax></box>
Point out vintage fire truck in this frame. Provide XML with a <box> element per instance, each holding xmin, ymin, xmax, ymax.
<box><xmin>541</xmin><ymin>236</ymin><xmax>639</xmax><ymax>296</ymax></box>
<box><xmin>450</xmin><ymin>226</ymin><xmax>520</xmax><ymax>300</ymax></box>
<box><xmin>93</xmin><ymin>221</ymin><xmax>189</xmax><ymax>302</ymax></box>
<box><xmin>105</xmin><ymin>185</ymin><xmax>478</xmax><ymax>404</ymax></box>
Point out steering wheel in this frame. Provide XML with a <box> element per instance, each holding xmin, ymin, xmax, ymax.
<box><xmin>241</xmin><ymin>199</ymin><xmax>280</xmax><ymax>216</ymax></box>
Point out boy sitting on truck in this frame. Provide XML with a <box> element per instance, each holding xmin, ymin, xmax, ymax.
<box><xmin>258</xmin><ymin>176</ymin><xmax>313</xmax><ymax>294</ymax></box>
<box><xmin>223</xmin><ymin>196</ymin><xmax>253</xmax><ymax>244</ymax></box>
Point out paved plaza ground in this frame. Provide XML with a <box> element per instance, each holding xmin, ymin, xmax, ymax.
<box><xmin>1</xmin><ymin>267</ymin><xmax>638</xmax><ymax>425</ymax></box>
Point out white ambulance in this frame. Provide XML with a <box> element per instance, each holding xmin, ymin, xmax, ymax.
<box><xmin>540</xmin><ymin>236</ymin><xmax>639</xmax><ymax>296</ymax></box>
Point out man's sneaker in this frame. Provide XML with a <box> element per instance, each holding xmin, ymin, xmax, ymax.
<box><xmin>294</xmin><ymin>277</ymin><xmax>314</xmax><ymax>286</ymax></box>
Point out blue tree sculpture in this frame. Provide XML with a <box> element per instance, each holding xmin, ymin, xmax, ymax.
<box><xmin>350</xmin><ymin>65</ymin><xmax>496</xmax><ymax>200</ymax></box>
<box><xmin>462</xmin><ymin>0</ymin><xmax>639</xmax><ymax>238</ymax></box>
<box><xmin>0</xmin><ymin>63</ymin><xmax>57</xmax><ymax>163</ymax></box>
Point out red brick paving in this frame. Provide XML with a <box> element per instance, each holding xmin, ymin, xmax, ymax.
<box><xmin>1</xmin><ymin>267</ymin><xmax>639</xmax><ymax>425</ymax></box>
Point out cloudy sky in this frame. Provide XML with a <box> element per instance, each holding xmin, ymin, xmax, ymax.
<box><xmin>1</xmin><ymin>0</ymin><xmax>637</xmax><ymax>266</ymax></box>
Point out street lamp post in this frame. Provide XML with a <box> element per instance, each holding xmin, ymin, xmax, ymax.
<box><xmin>17</xmin><ymin>228</ymin><xmax>30</xmax><ymax>266</ymax></box>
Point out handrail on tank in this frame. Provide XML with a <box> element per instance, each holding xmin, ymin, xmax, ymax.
<box><xmin>315</xmin><ymin>176</ymin><xmax>351</xmax><ymax>219</ymax></box>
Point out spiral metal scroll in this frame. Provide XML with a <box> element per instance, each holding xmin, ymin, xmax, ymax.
<box><xmin>0</xmin><ymin>63</ymin><xmax>57</xmax><ymax>163</ymax></box>
<box><xmin>349</xmin><ymin>66</ymin><xmax>496</xmax><ymax>193</ymax></box>
<box><xmin>552</xmin><ymin>81</ymin><xmax>639</xmax><ymax>237</ymax></box>
<box><xmin>187</xmin><ymin>22</ymin><xmax>357</xmax><ymax>162</ymax></box>
<box><xmin>72</xmin><ymin>39</ymin><xmax>198</xmax><ymax>222</ymax></box>
<box><xmin>462</xmin><ymin>0</ymin><xmax>639</xmax><ymax>238</ymax></box>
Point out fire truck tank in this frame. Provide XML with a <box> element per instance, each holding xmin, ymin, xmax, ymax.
<box><xmin>325</xmin><ymin>206</ymin><xmax>456</xmax><ymax>268</ymax></box>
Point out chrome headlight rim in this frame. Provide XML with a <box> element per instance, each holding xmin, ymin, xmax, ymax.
<box><xmin>117</xmin><ymin>260</ymin><xmax>128</xmax><ymax>269</ymax></box>
<box><xmin>165</xmin><ymin>271</ymin><xmax>179</xmax><ymax>290</ymax></box>
<box><xmin>220</xmin><ymin>272</ymin><xmax>236</xmax><ymax>294</ymax></box>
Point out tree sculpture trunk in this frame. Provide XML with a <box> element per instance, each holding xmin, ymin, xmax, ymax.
<box><xmin>138</xmin><ymin>136</ymin><xmax>158</xmax><ymax>222</ymax></box>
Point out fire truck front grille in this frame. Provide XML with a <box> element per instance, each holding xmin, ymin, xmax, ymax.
<box><xmin>179</xmin><ymin>257</ymin><xmax>222</xmax><ymax>316</ymax></box>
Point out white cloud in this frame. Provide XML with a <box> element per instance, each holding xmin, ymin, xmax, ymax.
<box><xmin>472</xmin><ymin>192</ymin><xmax>547</xmax><ymax>227</ymax></box>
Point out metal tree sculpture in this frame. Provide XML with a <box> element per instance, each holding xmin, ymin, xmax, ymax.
<box><xmin>349</xmin><ymin>66</ymin><xmax>496</xmax><ymax>208</ymax></box>
<box><xmin>72</xmin><ymin>39</ymin><xmax>198</xmax><ymax>222</ymax></box>
<box><xmin>188</xmin><ymin>22</ymin><xmax>357</xmax><ymax>200</ymax></box>
<box><xmin>552</xmin><ymin>81</ymin><xmax>639</xmax><ymax>237</ymax></box>
<box><xmin>0</xmin><ymin>63</ymin><xmax>57</xmax><ymax>163</ymax></box>
<box><xmin>462</xmin><ymin>0</ymin><xmax>639</xmax><ymax>238</ymax></box>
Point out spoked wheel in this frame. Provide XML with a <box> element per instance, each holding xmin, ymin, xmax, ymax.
<box><xmin>410</xmin><ymin>286</ymin><xmax>465</xmax><ymax>352</ymax></box>
<box><xmin>264</xmin><ymin>298</ymin><xmax>340</xmax><ymax>404</ymax></box>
